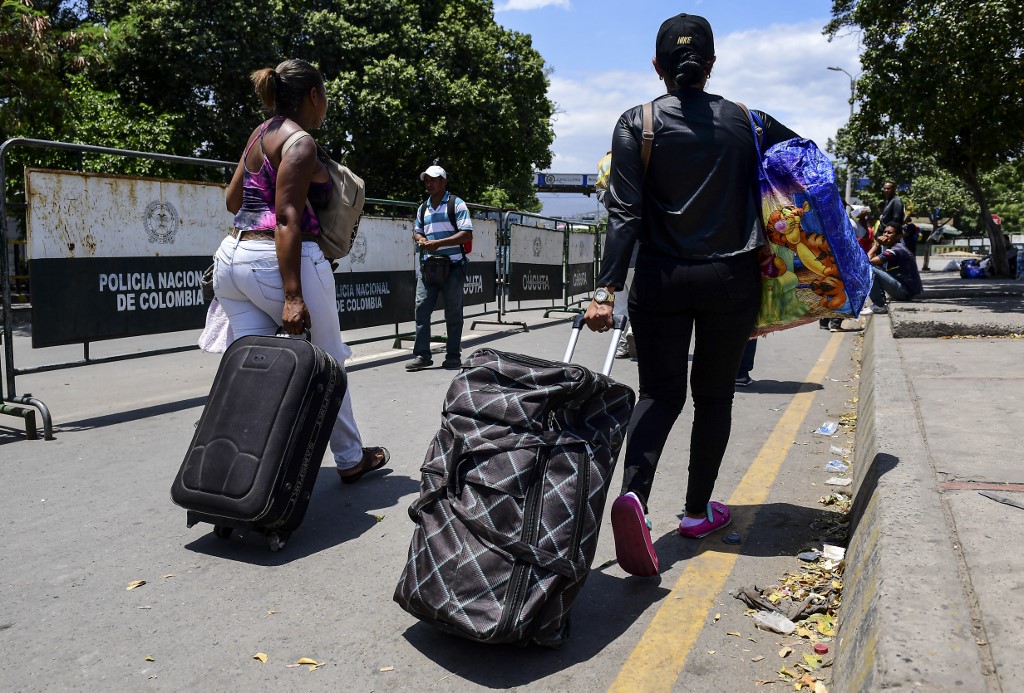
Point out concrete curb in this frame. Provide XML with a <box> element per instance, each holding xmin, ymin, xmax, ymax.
<box><xmin>832</xmin><ymin>316</ymin><xmax>987</xmax><ymax>691</ymax></box>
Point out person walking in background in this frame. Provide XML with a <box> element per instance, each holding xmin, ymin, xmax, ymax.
<box><xmin>583</xmin><ymin>13</ymin><xmax>799</xmax><ymax>576</ymax></box>
<box><xmin>735</xmin><ymin>339</ymin><xmax>757</xmax><ymax>387</ymax></box>
<box><xmin>902</xmin><ymin>214</ymin><xmax>919</xmax><ymax>256</ymax></box>
<box><xmin>879</xmin><ymin>181</ymin><xmax>905</xmax><ymax>237</ymax></box>
<box><xmin>864</xmin><ymin>223</ymin><xmax>923</xmax><ymax>314</ymax></box>
<box><xmin>217</xmin><ymin>58</ymin><xmax>389</xmax><ymax>484</ymax></box>
<box><xmin>406</xmin><ymin>166</ymin><xmax>474</xmax><ymax>372</ymax></box>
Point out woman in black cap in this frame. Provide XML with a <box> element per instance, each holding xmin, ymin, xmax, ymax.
<box><xmin>583</xmin><ymin>13</ymin><xmax>799</xmax><ymax>576</ymax></box>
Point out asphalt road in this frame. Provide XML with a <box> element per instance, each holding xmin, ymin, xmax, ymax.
<box><xmin>1</xmin><ymin>315</ymin><xmax>862</xmax><ymax>691</ymax></box>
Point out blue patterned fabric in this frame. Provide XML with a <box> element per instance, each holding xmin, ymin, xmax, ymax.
<box><xmin>749</xmin><ymin>113</ymin><xmax>873</xmax><ymax>335</ymax></box>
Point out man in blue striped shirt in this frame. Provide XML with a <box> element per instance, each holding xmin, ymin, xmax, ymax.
<box><xmin>407</xmin><ymin>165</ymin><xmax>475</xmax><ymax>371</ymax></box>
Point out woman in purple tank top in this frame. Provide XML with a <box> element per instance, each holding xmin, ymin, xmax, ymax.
<box><xmin>215</xmin><ymin>59</ymin><xmax>389</xmax><ymax>483</ymax></box>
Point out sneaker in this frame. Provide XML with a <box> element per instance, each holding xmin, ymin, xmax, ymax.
<box><xmin>818</xmin><ymin>319</ymin><xmax>831</xmax><ymax>330</ymax></box>
<box><xmin>405</xmin><ymin>356</ymin><xmax>433</xmax><ymax>371</ymax></box>
<box><xmin>610</xmin><ymin>492</ymin><xmax>659</xmax><ymax>576</ymax></box>
<box><xmin>678</xmin><ymin>501</ymin><xmax>732</xmax><ymax>539</ymax></box>
<box><xmin>625</xmin><ymin>329</ymin><xmax>637</xmax><ymax>358</ymax></box>
<box><xmin>441</xmin><ymin>355</ymin><xmax>462</xmax><ymax>370</ymax></box>
<box><xmin>828</xmin><ymin>319</ymin><xmax>843</xmax><ymax>333</ymax></box>
<box><xmin>859</xmin><ymin>306</ymin><xmax>873</xmax><ymax>316</ymax></box>
<box><xmin>735</xmin><ymin>375</ymin><xmax>753</xmax><ymax>387</ymax></box>
<box><xmin>615</xmin><ymin>336</ymin><xmax>630</xmax><ymax>359</ymax></box>
<box><xmin>871</xmin><ymin>304</ymin><xmax>888</xmax><ymax>314</ymax></box>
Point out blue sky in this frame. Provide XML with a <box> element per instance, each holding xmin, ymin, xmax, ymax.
<box><xmin>494</xmin><ymin>0</ymin><xmax>862</xmax><ymax>217</ymax></box>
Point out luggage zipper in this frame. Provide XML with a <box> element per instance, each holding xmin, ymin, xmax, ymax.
<box><xmin>493</xmin><ymin>446</ymin><xmax>548</xmax><ymax>640</ymax></box>
<box><xmin>266</xmin><ymin>350</ymin><xmax>337</xmax><ymax>528</ymax></box>
<box><xmin>568</xmin><ymin>443</ymin><xmax>595</xmax><ymax>561</ymax></box>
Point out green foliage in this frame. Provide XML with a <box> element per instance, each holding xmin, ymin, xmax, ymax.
<box><xmin>981</xmin><ymin>159</ymin><xmax>1024</xmax><ymax>235</ymax></box>
<box><xmin>3</xmin><ymin>1</ymin><xmax>554</xmax><ymax>209</ymax></box>
<box><xmin>908</xmin><ymin>169</ymin><xmax>977</xmax><ymax>229</ymax></box>
<box><xmin>1</xmin><ymin>0</ymin><xmax>78</xmax><ymax>141</ymax></box>
<box><xmin>80</xmin><ymin>0</ymin><xmax>554</xmax><ymax>209</ymax></box>
<box><xmin>303</xmin><ymin>0</ymin><xmax>553</xmax><ymax>208</ymax></box>
<box><xmin>826</xmin><ymin>0</ymin><xmax>1024</xmax><ymax>274</ymax></box>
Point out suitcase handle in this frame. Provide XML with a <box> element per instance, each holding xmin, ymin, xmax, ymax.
<box><xmin>275</xmin><ymin>327</ymin><xmax>312</xmax><ymax>341</ymax></box>
<box><xmin>564</xmin><ymin>313</ymin><xmax>628</xmax><ymax>376</ymax></box>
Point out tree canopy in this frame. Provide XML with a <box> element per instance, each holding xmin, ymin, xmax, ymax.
<box><xmin>827</xmin><ymin>0</ymin><xmax>1024</xmax><ymax>275</ymax></box>
<box><xmin>1</xmin><ymin>0</ymin><xmax>554</xmax><ymax>210</ymax></box>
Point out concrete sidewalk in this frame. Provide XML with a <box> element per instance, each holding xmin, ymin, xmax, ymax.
<box><xmin>834</xmin><ymin>267</ymin><xmax>1024</xmax><ymax>692</ymax></box>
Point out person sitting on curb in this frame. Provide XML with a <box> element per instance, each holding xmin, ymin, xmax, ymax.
<box><xmin>864</xmin><ymin>223</ymin><xmax>922</xmax><ymax>315</ymax></box>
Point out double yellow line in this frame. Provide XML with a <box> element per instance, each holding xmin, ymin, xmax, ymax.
<box><xmin>609</xmin><ymin>334</ymin><xmax>845</xmax><ymax>692</ymax></box>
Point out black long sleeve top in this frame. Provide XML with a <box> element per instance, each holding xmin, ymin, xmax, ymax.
<box><xmin>597</xmin><ymin>87</ymin><xmax>799</xmax><ymax>289</ymax></box>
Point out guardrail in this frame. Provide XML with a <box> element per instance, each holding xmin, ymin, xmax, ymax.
<box><xmin>1</xmin><ymin>138</ymin><xmax>603</xmax><ymax>441</ymax></box>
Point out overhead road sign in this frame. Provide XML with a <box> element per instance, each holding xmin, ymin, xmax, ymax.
<box><xmin>534</xmin><ymin>172</ymin><xmax>599</xmax><ymax>194</ymax></box>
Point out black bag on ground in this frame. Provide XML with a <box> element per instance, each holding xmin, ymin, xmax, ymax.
<box><xmin>393</xmin><ymin>345</ymin><xmax>635</xmax><ymax>647</ymax></box>
<box><xmin>421</xmin><ymin>255</ymin><xmax>451</xmax><ymax>287</ymax></box>
<box><xmin>170</xmin><ymin>335</ymin><xmax>345</xmax><ymax>551</ymax></box>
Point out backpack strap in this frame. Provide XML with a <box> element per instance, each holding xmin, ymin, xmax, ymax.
<box><xmin>446</xmin><ymin>195</ymin><xmax>469</xmax><ymax>258</ymax></box>
<box><xmin>280</xmin><ymin>129</ymin><xmax>311</xmax><ymax>157</ymax></box>
<box><xmin>640</xmin><ymin>101</ymin><xmax>654</xmax><ymax>175</ymax></box>
<box><xmin>735</xmin><ymin>102</ymin><xmax>764</xmax><ymax>151</ymax></box>
<box><xmin>280</xmin><ymin>129</ymin><xmax>316</xmax><ymax>217</ymax></box>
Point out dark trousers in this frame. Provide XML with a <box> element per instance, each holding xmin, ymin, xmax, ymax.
<box><xmin>413</xmin><ymin>262</ymin><xmax>466</xmax><ymax>360</ymax></box>
<box><xmin>737</xmin><ymin>338</ymin><xmax>757</xmax><ymax>378</ymax></box>
<box><xmin>620</xmin><ymin>249</ymin><xmax>761</xmax><ymax>514</ymax></box>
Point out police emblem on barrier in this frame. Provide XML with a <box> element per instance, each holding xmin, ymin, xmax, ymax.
<box><xmin>533</xmin><ymin>237</ymin><xmax>542</xmax><ymax>257</ymax></box>
<box><xmin>144</xmin><ymin>201</ymin><xmax>179</xmax><ymax>244</ymax></box>
<box><xmin>349</xmin><ymin>234</ymin><xmax>368</xmax><ymax>264</ymax></box>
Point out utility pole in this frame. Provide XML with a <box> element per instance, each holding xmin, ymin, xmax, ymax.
<box><xmin>827</xmin><ymin>66</ymin><xmax>856</xmax><ymax>206</ymax></box>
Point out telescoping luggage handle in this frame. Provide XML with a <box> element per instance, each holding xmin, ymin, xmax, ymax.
<box><xmin>564</xmin><ymin>314</ymin><xmax>628</xmax><ymax>377</ymax></box>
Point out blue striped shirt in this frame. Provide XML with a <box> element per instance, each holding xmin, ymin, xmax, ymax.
<box><xmin>415</xmin><ymin>191</ymin><xmax>473</xmax><ymax>262</ymax></box>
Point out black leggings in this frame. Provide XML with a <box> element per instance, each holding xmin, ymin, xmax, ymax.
<box><xmin>620</xmin><ymin>249</ymin><xmax>761</xmax><ymax>514</ymax></box>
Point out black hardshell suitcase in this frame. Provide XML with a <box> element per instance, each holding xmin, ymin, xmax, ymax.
<box><xmin>394</xmin><ymin>314</ymin><xmax>635</xmax><ymax>646</ymax></box>
<box><xmin>170</xmin><ymin>334</ymin><xmax>345</xmax><ymax>551</ymax></box>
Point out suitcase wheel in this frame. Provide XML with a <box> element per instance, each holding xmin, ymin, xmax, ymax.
<box><xmin>266</xmin><ymin>532</ymin><xmax>287</xmax><ymax>552</ymax></box>
<box><xmin>213</xmin><ymin>525</ymin><xmax>233</xmax><ymax>540</ymax></box>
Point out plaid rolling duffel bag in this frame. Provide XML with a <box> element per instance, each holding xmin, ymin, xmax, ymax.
<box><xmin>394</xmin><ymin>316</ymin><xmax>635</xmax><ymax>647</ymax></box>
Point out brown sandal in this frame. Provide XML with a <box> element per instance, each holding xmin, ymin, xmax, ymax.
<box><xmin>337</xmin><ymin>446</ymin><xmax>390</xmax><ymax>484</ymax></box>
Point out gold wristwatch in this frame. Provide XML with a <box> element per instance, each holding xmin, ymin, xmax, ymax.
<box><xmin>594</xmin><ymin>287</ymin><xmax>615</xmax><ymax>305</ymax></box>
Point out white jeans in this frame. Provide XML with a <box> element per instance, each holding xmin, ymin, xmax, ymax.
<box><xmin>213</xmin><ymin>235</ymin><xmax>363</xmax><ymax>469</ymax></box>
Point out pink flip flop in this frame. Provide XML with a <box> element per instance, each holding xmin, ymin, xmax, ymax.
<box><xmin>610</xmin><ymin>492</ymin><xmax>659</xmax><ymax>577</ymax></box>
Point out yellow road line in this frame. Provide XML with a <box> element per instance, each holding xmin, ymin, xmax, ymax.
<box><xmin>608</xmin><ymin>333</ymin><xmax>844</xmax><ymax>693</ymax></box>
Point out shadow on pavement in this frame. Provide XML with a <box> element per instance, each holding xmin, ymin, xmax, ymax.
<box><xmin>347</xmin><ymin>316</ymin><xmax>574</xmax><ymax>373</ymax></box>
<box><xmin>181</xmin><ymin>467</ymin><xmax>419</xmax><ymax>564</ymax></box>
<box><xmin>652</xmin><ymin>501</ymin><xmax>841</xmax><ymax>574</ymax></box>
<box><xmin>400</xmin><ymin>568</ymin><xmax>671</xmax><ymax>687</ymax></box>
<box><xmin>736</xmin><ymin>380</ymin><xmax>825</xmax><ymax>395</ymax></box>
<box><xmin>847</xmin><ymin>452</ymin><xmax>899</xmax><ymax>537</ymax></box>
<box><xmin>53</xmin><ymin>396</ymin><xmax>208</xmax><ymax>434</ymax></box>
<box><xmin>396</xmin><ymin>501</ymin><xmax>839</xmax><ymax>686</ymax></box>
